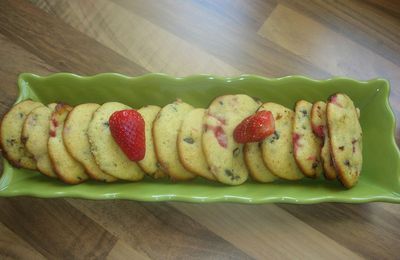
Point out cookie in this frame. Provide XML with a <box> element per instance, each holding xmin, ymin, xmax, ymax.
<box><xmin>21</xmin><ymin>103</ymin><xmax>57</xmax><ymax>178</ymax></box>
<box><xmin>137</xmin><ymin>105</ymin><xmax>165</xmax><ymax>178</ymax></box>
<box><xmin>88</xmin><ymin>102</ymin><xmax>145</xmax><ymax>181</ymax></box>
<box><xmin>244</xmin><ymin>142</ymin><xmax>277</xmax><ymax>183</ymax></box>
<box><xmin>0</xmin><ymin>100</ymin><xmax>43</xmax><ymax>169</ymax></box>
<box><xmin>327</xmin><ymin>93</ymin><xmax>362</xmax><ymax>188</ymax></box>
<box><xmin>153</xmin><ymin>100</ymin><xmax>196</xmax><ymax>180</ymax></box>
<box><xmin>310</xmin><ymin>101</ymin><xmax>327</xmax><ymax>139</ymax></box>
<box><xmin>202</xmin><ymin>94</ymin><xmax>260</xmax><ymax>185</ymax></box>
<box><xmin>48</xmin><ymin>103</ymin><xmax>89</xmax><ymax>184</ymax></box>
<box><xmin>293</xmin><ymin>100</ymin><xmax>323</xmax><ymax>178</ymax></box>
<box><xmin>260</xmin><ymin>103</ymin><xmax>303</xmax><ymax>180</ymax></box>
<box><xmin>177</xmin><ymin>108</ymin><xmax>215</xmax><ymax>180</ymax></box>
<box><xmin>311</xmin><ymin>101</ymin><xmax>336</xmax><ymax>180</ymax></box>
<box><xmin>63</xmin><ymin>103</ymin><xmax>117</xmax><ymax>182</ymax></box>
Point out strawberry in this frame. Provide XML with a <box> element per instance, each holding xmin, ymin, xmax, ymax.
<box><xmin>109</xmin><ymin>109</ymin><xmax>145</xmax><ymax>161</ymax></box>
<box><xmin>233</xmin><ymin>110</ymin><xmax>275</xmax><ymax>143</ymax></box>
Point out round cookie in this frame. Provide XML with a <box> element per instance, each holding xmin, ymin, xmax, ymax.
<box><xmin>177</xmin><ymin>108</ymin><xmax>215</xmax><ymax>181</ymax></box>
<box><xmin>63</xmin><ymin>103</ymin><xmax>117</xmax><ymax>182</ymax></box>
<box><xmin>88</xmin><ymin>102</ymin><xmax>145</xmax><ymax>181</ymax></box>
<box><xmin>244</xmin><ymin>142</ymin><xmax>277</xmax><ymax>183</ymax></box>
<box><xmin>153</xmin><ymin>100</ymin><xmax>195</xmax><ymax>180</ymax></box>
<box><xmin>292</xmin><ymin>100</ymin><xmax>323</xmax><ymax>178</ymax></box>
<box><xmin>0</xmin><ymin>100</ymin><xmax>43</xmax><ymax>169</ymax></box>
<box><xmin>202</xmin><ymin>94</ymin><xmax>260</xmax><ymax>185</ymax></box>
<box><xmin>48</xmin><ymin>103</ymin><xmax>88</xmax><ymax>184</ymax></box>
<box><xmin>327</xmin><ymin>93</ymin><xmax>362</xmax><ymax>188</ymax></box>
<box><xmin>311</xmin><ymin>101</ymin><xmax>336</xmax><ymax>180</ymax></box>
<box><xmin>137</xmin><ymin>105</ymin><xmax>165</xmax><ymax>178</ymax></box>
<box><xmin>260</xmin><ymin>103</ymin><xmax>303</xmax><ymax>180</ymax></box>
<box><xmin>21</xmin><ymin>103</ymin><xmax>57</xmax><ymax>178</ymax></box>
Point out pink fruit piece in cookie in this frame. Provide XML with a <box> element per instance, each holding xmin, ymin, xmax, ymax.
<box><xmin>49</xmin><ymin>118</ymin><xmax>58</xmax><ymax>137</ymax></box>
<box><xmin>292</xmin><ymin>133</ymin><xmax>301</xmax><ymax>153</ymax></box>
<box><xmin>330</xmin><ymin>94</ymin><xmax>343</xmax><ymax>108</ymax></box>
<box><xmin>312</xmin><ymin>125</ymin><xmax>325</xmax><ymax>139</ymax></box>
<box><xmin>51</xmin><ymin>117</ymin><xmax>58</xmax><ymax>127</ymax></box>
<box><xmin>214</xmin><ymin>126</ymin><xmax>227</xmax><ymax>148</ymax></box>
<box><xmin>205</xmin><ymin>124</ymin><xmax>227</xmax><ymax>148</ymax></box>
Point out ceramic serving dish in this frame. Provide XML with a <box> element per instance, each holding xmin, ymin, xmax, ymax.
<box><xmin>0</xmin><ymin>73</ymin><xmax>399</xmax><ymax>203</ymax></box>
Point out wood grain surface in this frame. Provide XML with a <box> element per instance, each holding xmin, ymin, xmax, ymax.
<box><xmin>0</xmin><ymin>0</ymin><xmax>399</xmax><ymax>259</ymax></box>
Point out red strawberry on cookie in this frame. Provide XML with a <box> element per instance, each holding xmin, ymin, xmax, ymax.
<box><xmin>234</xmin><ymin>110</ymin><xmax>275</xmax><ymax>143</ymax></box>
<box><xmin>109</xmin><ymin>109</ymin><xmax>145</xmax><ymax>161</ymax></box>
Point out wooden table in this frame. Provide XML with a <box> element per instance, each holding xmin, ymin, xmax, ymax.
<box><xmin>0</xmin><ymin>0</ymin><xmax>399</xmax><ymax>259</ymax></box>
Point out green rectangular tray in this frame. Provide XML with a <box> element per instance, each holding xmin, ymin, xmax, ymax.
<box><xmin>1</xmin><ymin>73</ymin><xmax>399</xmax><ymax>203</ymax></box>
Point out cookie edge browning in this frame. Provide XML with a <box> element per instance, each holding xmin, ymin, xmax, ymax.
<box><xmin>310</xmin><ymin>101</ymin><xmax>326</xmax><ymax>140</ymax></box>
<box><xmin>63</xmin><ymin>103</ymin><xmax>117</xmax><ymax>182</ymax></box>
<box><xmin>310</xmin><ymin>101</ymin><xmax>337</xmax><ymax>180</ymax></box>
<box><xmin>21</xmin><ymin>105</ymin><xmax>58</xmax><ymax>178</ymax></box>
<box><xmin>327</xmin><ymin>93</ymin><xmax>361</xmax><ymax>188</ymax></box>
<box><xmin>0</xmin><ymin>100</ymin><xmax>41</xmax><ymax>169</ymax></box>
<box><xmin>48</xmin><ymin>103</ymin><xmax>88</xmax><ymax>184</ymax></box>
<box><xmin>324</xmin><ymin>142</ymin><xmax>338</xmax><ymax>180</ymax></box>
<box><xmin>292</xmin><ymin>100</ymin><xmax>322</xmax><ymax>178</ymax></box>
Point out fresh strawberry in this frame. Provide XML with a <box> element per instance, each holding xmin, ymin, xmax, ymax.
<box><xmin>233</xmin><ymin>110</ymin><xmax>275</xmax><ymax>143</ymax></box>
<box><xmin>109</xmin><ymin>109</ymin><xmax>145</xmax><ymax>161</ymax></box>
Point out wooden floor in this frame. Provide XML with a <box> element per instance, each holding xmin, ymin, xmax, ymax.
<box><xmin>0</xmin><ymin>0</ymin><xmax>400</xmax><ymax>258</ymax></box>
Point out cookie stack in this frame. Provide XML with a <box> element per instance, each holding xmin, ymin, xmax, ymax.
<box><xmin>0</xmin><ymin>93</ymin><xmax>362</xmax><ymax>188</ymax></box>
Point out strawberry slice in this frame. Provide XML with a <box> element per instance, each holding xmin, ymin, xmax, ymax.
<box><xmin>109</xmin><ymin>109</ymin><xmax>145</xmax><ymax>161</ymax></box>
<box><xmin>233</xmin><ymin>110</ymin><xmax>275</xmax><ymax>143</ymax></box>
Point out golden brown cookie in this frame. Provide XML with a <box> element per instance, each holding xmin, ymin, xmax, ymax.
<box><xmin>202</xmin><ymin>94</ymin><xmax>260</xmax><ymax>185</ymax></box>
<box><xmin>311</xmin><ymin>101</ymin><xmax>336</xmax><ymax>180</ymax></box>
<box><xmin>63</xmin><ymin>103</ymin><xmax>117</xmax><ymax>182</ymax></box>
<box><xmin>0</xmin><ymin>100</ymin><xmax>43</xmax><ymax>169</ymax></box>
<box><xmin>22</xmin><ymin>103</ymin><xmax>57</xmax><ymax>178</ymax></box>
<box><xmin>48</xmin><ymin>103</ymin><xmax>89</xmax><ymax>184</ymax></box>
<box><xmin>293</xmin><ymin>100</ymin><xmax>323</xmax><ymax>178</ymax></box>
<box><xmin>178</xmin><ymin>108</ymin><xmax>215</xmax><ymax>180</ymax></box>
<box><xmin>88</xmin><ymin>102</ymin><xmax>145</xmax><ymax>181</ymax></box>
<box><xmin>153</xmin><ymin>100</ymin><xmax>196</xmax><ymax>180</ymax></box>
<box><xmin>260</xmin><ymin>103</ymin><xmax>303</xmax><ymax>180</ymax></box>
<box><xmin>327</xmin><ymin>93</ymin><xmax>362</xmax><ymax>188</ymax></box>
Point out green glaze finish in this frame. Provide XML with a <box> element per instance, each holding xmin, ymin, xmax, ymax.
<box><xmin>0</xmin><ymin>73</ymin><xmax>399</xmax><ymax>204</ymax></box>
